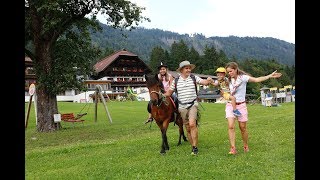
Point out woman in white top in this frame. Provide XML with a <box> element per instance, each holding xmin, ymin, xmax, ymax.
<box><xmin>224</xmin><ymin>62</ymin><xmax>282</xmax><ymax>155</ymax></box>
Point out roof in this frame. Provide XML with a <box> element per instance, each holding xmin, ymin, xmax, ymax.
<box><xmin>25</xmin><ymin>56</ymin><xmax>34</xmax><ymax>67</ymax></box>
<box><xmin>197</xmin><ymin>94</ymin><xmax>221</xmax><ymax>99</ymax></box>
<box><xmin>260</xmin><ymin>86</ymin><xmax>270</xmax><ymax>90</ymax></box>
<box><xmin>25</xmin><ymin>56</ymin><xmax>32</xmax><ymax>62</ymax></box>
<box><xmin>94</xmin><ymin>49</ymin><xmax>140</xmax><ymax>73</ymax></box>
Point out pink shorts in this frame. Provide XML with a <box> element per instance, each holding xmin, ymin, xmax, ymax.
<box><xmin>225</xmin><ymin>102</ymin><xmax>248</xmax><ymax>122</ymax></box>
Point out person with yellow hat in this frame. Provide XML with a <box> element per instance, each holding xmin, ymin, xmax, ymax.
<box><xmin>211</xmin><ymin>67</ymin><xmax>242</xmax><ymax>117</ymax></box>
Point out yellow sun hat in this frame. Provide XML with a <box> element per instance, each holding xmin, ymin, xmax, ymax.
<box><xmin>215</xmin><ymin>67</ymin><xmax>226</xmax><ymax>73</ymax></box>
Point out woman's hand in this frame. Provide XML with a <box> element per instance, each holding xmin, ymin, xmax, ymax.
<box><xmin>269</xmin><ymin>70</ymin><xmax>282</xmax><ymax>79</ymax></box>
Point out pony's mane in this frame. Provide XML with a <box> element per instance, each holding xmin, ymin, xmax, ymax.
<box><xmin>146</xmin><ymin>74</ymin><xmax>164</xmax><ymax>91</ymax></box>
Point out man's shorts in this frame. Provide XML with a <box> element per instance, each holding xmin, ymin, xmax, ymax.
<box><xmin>225</xmin><ymin>102</ymin><xmax>248</xmax><ymax>122</ymax></box>
<box><xmin>179</xmin><ymin>105</ymin><xmax>198</xmax><ymax>125</ymax></box>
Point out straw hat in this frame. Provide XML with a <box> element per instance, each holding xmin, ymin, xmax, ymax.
<box><xmin>176</xmin><ymin>60</ymin><xmax>195</xmax><ymax>72</ymax></box>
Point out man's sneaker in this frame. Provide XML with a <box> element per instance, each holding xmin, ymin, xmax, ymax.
<box><xmin>233</xmin><ymin>109</ymin><xmax>242</xmax><ymax>117</ymax></box>
<box><xmin>191</xmin><ymin>146</ymin><xmax>198</xmax><ymax>155</ymax></box>
<box><xmin>144</xmin><ymin>117</ymin><xmax>153</xmax><ymax>124</ymax></box>
<box><xmin>243</xmin><ymin>146</ymin><xmax>249</xmax><ymax>153</ymax></box>
<box><xmin>228</xmin><ymin>147</ymin><xmax>237</xmax><ymax>155</ymax></box>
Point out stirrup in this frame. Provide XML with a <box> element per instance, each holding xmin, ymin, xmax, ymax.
<box><xmin>145</xmin><ymin>118</ymin><xmax>153</xmax><ymax>124</ymax></box>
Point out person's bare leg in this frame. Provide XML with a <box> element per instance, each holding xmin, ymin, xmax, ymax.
<box><xmin>228</xmin><ymin>117</ymin><xmax>236</xmax><ymax>147</ymax></box>
<box><xmin>145</xmin><ymin>113</ymin><xmax>153</xmax><ymax>124</ymax></box>
<box><xmin>239</xmin><ymin>121</ymin><xmax>249</xmax><ymax>152</ymax></box>
<box><xmin>227</xmin><ymin>117</ymin><xmax>237</xmax><ymax>154</ymax></box>
<box><xmin>189</xmin><ymin>118</ymin><xmax>198</xmax><ymax>147</ymax></box>
<box><xmin>145</xmin><ymin>101</ymin><xmax>153</xmax><ymax>124</ymax></box>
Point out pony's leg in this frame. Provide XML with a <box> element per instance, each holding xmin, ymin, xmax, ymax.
<box><xmin>159</xmin><ymin>128</ymin><xmax>167</xmax><ymax>154</ymax></box>
<box><xmin>182</xmin><ymin>122</ymin><xmax>188</xmax><ymax>142</ymax></box>
<box><xmin>156</xmin><ymin>122</ymin><xmax>167</xmax><ymax>154</ymax></box>
<box><xmin>177</xmin><ymin>128</ymin><xmax>182</xmax><ymax>145</ymax></box>
<box><xmin>176</xmin><ymin>114</ymin><xmax>188</xmax><ymax>145</ymax></box>
<box><xmin>176</xmin><ymin>115</ymin><xmax>182</xmax><ymax>145</ymax></box>
<box><xmin>162</xmin><ymin>120</ymin><xmax>170</xmax><ymax>151</ymax></box>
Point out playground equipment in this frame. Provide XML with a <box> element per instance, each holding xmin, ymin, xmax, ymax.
<box><xmin>94</xmin><ymin>85</ymin><xmax>112</xmax><ymax>123</ymax></box>
<box><xmin>75</xmin><ymin>99</ymin><xmax>92</xmax><ymax>119</ymax></box>
<box><xmin>25</xmin><ymin>83</ymin><xmax>36</xmax><ymax>129</ymax></box>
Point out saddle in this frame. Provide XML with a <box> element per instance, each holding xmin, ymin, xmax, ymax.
<box><xmin>147</xmin><ymin>95</ymin><xmax>180</xmax><ymax>124</ymax></box>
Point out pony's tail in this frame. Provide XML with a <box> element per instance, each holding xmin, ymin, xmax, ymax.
<box><xmin>196</xmin><ymin>107</ymin><xmax>201</xmax><ymax>127</ymax></box>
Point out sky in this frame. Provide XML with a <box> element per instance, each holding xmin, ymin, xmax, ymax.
<box><xmin>98</xmin><ymin>0</ymin><xmax>295</xmax><ymax>44</ymax></box>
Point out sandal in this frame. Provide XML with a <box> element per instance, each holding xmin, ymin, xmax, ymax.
<box><xmin>228</xmin><ymin>146</ymin><xmax>237</xmax><ymax>155</ymax></box>
<box><xmin>244</xmin><ymin>146</ymin><xmax>249</xmax><ymax>153</ymax></box>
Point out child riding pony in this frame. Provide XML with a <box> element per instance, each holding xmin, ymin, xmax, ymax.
<box><xmin>145</xmin><ymin>74</ymin><xmax>187</xmax><ymax>154</ymax></box>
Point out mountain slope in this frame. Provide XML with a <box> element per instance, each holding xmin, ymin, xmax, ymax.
<box><xmin>90</xmin><ymin>23</ymin><xmax>295</xmax><ymax>65</ymax></box>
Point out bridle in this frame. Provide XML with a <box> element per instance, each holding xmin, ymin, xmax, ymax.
<box><xmin>150</xmin><ymin>90</ymin><xmax>169</xmax><ymax>107</ymax></box>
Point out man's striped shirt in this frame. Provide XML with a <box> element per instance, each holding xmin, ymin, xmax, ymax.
<box><xmin>170</xmin><ymin>75</ymin><xmax>202</xmax><ymax>109</ymax></box>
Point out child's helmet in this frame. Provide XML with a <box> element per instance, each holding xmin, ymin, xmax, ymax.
<box><xmin>158</xmin><ymin>62</ymin><xmax>168</xmax><ymax>70</ymax></box>
<box><xmin>215</xmin><ymin>67</ymin><xmax>226</xmax><ymax>73</ymax></box>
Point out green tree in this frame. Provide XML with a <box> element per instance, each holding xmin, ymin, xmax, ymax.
<box><xmin>189</xmin><ymin>46</ymin><xmax>200</xmax><ymax>73</ymax></box>
<box><xmin>164</xmin><ymin>50</ymin><xmax>171</xmax><ymax>70</ymax></box>
<box><xmin>238</xmin><ymin>59</ymin><xmax>289</xmax><ymax>95</ymax></box>
<box><xmin>284</xmin><ymin>65</ymin><xmax>295</xmax><ymax>85</ymax></box>
<box><xmin>149</xmin><ymin>46</ymin><xmax>167</xmax><ymax>73</ymax></box>
<box><xmin>217</xmin><ymin>49</ymin><xmax>229</xmax><ymax>67</ymax></box>
<box><xmin>51</xmin><ymin>31</ymin><xmax>102</xmax><ymax>94</ymax></box>
<box><xmin>169</xmin><ymin>40</ymin><xmax>189</xmax><ymax>70</ymax></box>
<box><xmin>200</xmin><ymin>45</ymin><xmax>219</xmax><ymax>73</ymax></box>
<box><xmin>25</xmin><ymin>0</ymin><xmax>149</xmax><ymax>132</ymax></box>
<box><xmin>98</xmin><ymin>47</ymin><xmax>115</xmax><ymax>63</ymax></box>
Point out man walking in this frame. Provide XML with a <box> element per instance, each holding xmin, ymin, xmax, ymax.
<box><xmin>163</xmin><ymin>60</ymin><xmax>213</xmax><ymax>155</ymax></box>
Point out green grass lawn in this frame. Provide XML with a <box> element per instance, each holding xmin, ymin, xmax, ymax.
<box><xmin>25</xmin><ymin>101</ymin><xmax>295</xmax><ymax>179</ymax></box>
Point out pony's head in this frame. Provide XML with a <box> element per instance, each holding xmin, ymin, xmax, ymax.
<box><xmin>145</xmin><ymin>74</ymin><xmax>165</xmax><ymax>106</ymax></box>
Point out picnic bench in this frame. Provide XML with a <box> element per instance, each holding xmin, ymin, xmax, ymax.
<box><xmin>61</xmin><ymin>113</ymin><xmax>85</xmax><ymax>127</ymax></box>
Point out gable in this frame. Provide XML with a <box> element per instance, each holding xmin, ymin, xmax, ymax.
<box><xmin>93</xmin><ymin>49</ymin><xmax>151</xmax><ymax>74</ymax></box>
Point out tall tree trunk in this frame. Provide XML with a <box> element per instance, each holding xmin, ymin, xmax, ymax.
<box><xmin>34</xmin><ymin>42</ymin><xmax>59</xmax><ymax>132</ymax></box>
<box><xmin>36</xmin><ymin>89</ymin><xmax>58</xmax><ymax>132</ymax></box>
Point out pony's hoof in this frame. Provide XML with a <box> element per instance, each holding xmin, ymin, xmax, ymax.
<box><xmin>160</xmin><ymin>151</ymin><xmax>166</xmax><ymax>155</ymax></box>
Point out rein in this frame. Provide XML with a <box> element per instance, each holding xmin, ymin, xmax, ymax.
<box><xmin>150</xmin><ymin>90</ymin><xmax>169</xmax><ymax>106</ymax></box>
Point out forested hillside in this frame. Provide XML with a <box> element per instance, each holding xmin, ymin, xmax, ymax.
<box><xmin>90</xmin><ymin>23</ymin><xmax>295</xmax><ymax>65</ymax></box>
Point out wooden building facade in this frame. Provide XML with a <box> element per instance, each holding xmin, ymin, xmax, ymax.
<box><xmin>91</xmin><ymin>49</ymin><xmax>152</xmax><ymax>93</ymax></box>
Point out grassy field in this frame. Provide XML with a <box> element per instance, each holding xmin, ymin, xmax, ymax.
<box><xmin>25</xmin><ymin>101</ymin><xmax>295</xmax><ymax>179</ymax></box>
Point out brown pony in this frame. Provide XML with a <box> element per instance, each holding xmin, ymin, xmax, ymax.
<box><xmin>145</xmin><ymin>74</ymin><xmax>187</xmax><ymax>154</ymax></box>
